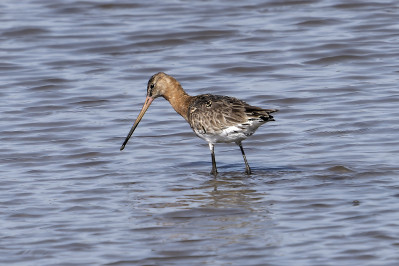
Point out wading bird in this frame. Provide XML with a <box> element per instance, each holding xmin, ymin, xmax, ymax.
<box><xmin>120</xmin><ymin>72</ymin><xmax>278</xmax><ymax>175</ymax></box>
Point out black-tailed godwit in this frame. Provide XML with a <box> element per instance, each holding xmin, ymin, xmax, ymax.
<box><xmin>120</xmin><ymin>72</ymin><xmax>278</xmax><ymax>175</ymax></box>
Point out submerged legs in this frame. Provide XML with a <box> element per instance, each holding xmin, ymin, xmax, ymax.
<box><xmin>208</xmin><ymin>142</ymin><xmax>252</xmax><ymax>175</ymax></box>
<box><xmin>208</xmin><ymin>143</ymin><xmax>218</xmax><ymax>175</ymax></box>
<box><xmin>237</xmin><ymin>142</ymin><xmax>252</xmax><ymax>175</ymax></box>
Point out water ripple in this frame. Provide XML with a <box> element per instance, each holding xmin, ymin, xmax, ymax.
<box><xmin>1</xmin><ymin>0</ymin><xmax>399</xmax><ymax>265</ymax></box>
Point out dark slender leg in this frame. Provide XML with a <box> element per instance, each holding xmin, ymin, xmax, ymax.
<box><xmin>237</xmin><ymin>142</ymin><xmax>252</xmax><ymax>175</ymax></box>
<box><xmin>208</xmin><ymin>143</ymin><xmax>218</xmax><ymax>175</ymax></box>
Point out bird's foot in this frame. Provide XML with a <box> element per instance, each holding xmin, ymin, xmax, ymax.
<box><xmin>210</xmin><ymin>169</ymin><xmax>218</xmax><ymax>176</ymax></box>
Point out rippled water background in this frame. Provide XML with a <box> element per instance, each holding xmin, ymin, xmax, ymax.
<box><xmin>1</xmin><ymin>0</ymin><xmax>399</xmax><ymax>265</ymax></box>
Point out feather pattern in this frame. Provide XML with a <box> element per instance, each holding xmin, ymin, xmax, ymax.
<box><xmin>187</xmin><ymin>94</ymin><xmax>277</xmax><ymax>144</ymax></box>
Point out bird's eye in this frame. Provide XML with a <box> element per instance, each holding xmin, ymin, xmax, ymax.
<box><xmin>150</xmin><ymin>84</ymin><xmax>155</xmax><ymax>89</ymax></box>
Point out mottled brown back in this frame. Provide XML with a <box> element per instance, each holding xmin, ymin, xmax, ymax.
<box><xmin>187</xmin><ymin>94</ymin><xmax>277</xmax><ymax>134</ymax></box>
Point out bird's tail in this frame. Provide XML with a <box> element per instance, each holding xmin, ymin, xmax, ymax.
<box><xmin>246</xmin><ymin>107</ymin><xmax>278</xmax><ymax>122</ymax></box>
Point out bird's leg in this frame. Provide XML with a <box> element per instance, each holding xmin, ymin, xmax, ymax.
<box><xmin>208</xmin><ymin>143</ymin><xmax>218</xmax><ymax>176</ymax></box>
<box><xmin>237</xmin><ymin>142</ymin><xmax>252</xmax><ymax>175</ymax></box>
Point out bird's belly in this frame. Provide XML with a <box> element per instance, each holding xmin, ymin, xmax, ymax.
<box><xmin>193</xmin><ymin>124</ymin><xmax>259</xmax><ymax>144</ymax></box>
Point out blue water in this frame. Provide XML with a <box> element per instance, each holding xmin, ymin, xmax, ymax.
<box><xmin>1</xmin><ymin>0</ymin><xmax>399</xmax><ymax>265</ymax></box>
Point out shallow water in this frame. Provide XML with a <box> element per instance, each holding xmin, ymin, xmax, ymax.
<box><xmin>1</xmin><ymin>0</ymin><xmax>399</xmax><ymax>265</ymax></box>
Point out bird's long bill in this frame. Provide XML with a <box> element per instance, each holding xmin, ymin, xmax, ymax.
<box><xmin>120</xmin><ymin>96</ymin><xmax>153</xmax><ymax>151</ymax></box>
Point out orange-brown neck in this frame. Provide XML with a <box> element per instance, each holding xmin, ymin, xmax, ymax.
<box><xmin>162</xmin><ymin>81</ymin><xmax>193</xmax><ymax>121</ymax></box>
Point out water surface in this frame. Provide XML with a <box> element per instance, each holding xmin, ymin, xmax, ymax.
<box><xmin>1</xmin><ymin>0</ymin><xmax>399</xmax><ymax>265</ymax></box>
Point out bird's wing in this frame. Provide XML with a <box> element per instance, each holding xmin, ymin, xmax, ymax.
<box><xmin>188</xmin><ymin>95</ymin><xmax>252</xmax><ymax>134</ymax></box>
